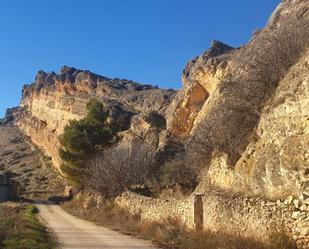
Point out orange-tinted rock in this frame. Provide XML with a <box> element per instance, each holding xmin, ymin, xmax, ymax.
<box><xmin>167</xmin><ymin>41</ymin><xmax>234</xmax><ymax>137</ymax></box>
<box><xmin>169</xmin><ymin>82</ymin><xmax>208</xmax><ymax>136</ymax></box>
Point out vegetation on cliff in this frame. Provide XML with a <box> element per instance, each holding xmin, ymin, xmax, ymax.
<box><xmin>3</xmin><ymin>0</ymin><xmax>308</xmax><ymax>247</ymax></box>
<box><xmin>59</xmin><ymin>99</ymin><xmax>160</xmax><ymax>197</ymax></box>
<box><xmin>59</xmin><ymin>99</ymin><xmax>117</xmax><ymax>184</ymax></box>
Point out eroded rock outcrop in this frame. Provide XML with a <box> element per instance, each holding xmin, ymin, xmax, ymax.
<box><xmin>8</xmin><ymin>0</ymin><xmax>309</xmax><ymax>200</ymax></box>
<box><xmin>167</xmin><ymin>41</ymin><xmax>234</xmax><ymax>137</ymax></box>
<box><xmin>2</xmin><ymin>0</ymin><xmax>309</xmax><ymax>246</ymax></box>
<box><xmin>180</xmin><ymin>0</ymin><xmax>309</xmax><ymax>200</ymax></box>
<box><xmin>15</xmin><ymin>66</ymin><xmax>175</xmax><ymax>169</ymax></box>
<box><xmin>200</xmin><ymin>49</ymin><xmax>309</xmax><ymax>199</ymax></box>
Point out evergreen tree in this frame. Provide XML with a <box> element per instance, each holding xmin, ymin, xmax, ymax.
<box><xmin>59</xmin><ymin>99</ymin><xmax>116</xmax><ymax>184</ymax></box>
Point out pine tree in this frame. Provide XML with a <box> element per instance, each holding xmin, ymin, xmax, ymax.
<box><xmin>59</xmin><ymin>99</ymin><xmax>116</xmax><ymax>184</ymax></box>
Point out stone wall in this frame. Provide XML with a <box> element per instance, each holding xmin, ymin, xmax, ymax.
<box><xmin>116</xmin><ymin>191</ymin><xmax>309</xmax><ymax>248</ymax></box>
<box><xmin>115</xmin><ymin>191</ymin><xmax>195</xmax><ymax>229</ymax></box>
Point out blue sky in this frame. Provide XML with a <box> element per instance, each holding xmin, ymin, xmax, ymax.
<box><xmin>0</xmin><ymin>0</ymin><xmax>280</xmax><ymax>117</ymax></box>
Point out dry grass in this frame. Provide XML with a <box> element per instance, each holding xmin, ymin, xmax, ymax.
<box><xmin>0</xmin><ymin>204</ymin><xmax>57</xmax><ymax>249</ymax></box>
<box><xmin>62</xmin><ymin>197</ymin><xmax>296</xmax><ymax>249</ymax></box>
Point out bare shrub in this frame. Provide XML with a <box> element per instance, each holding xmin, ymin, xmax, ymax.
<box><xmin>85</xmin><ymin>141</ymin><xmax>156</xmax><ymax>197</ymax></box>
<box><xmin>233</xmin><ymin>19</ymin><xmax>309</xmax><ymax>93</ymax></box>
<box><xmin>160</xmin><ymin>158</ymin><xmax>197</xmax><ymax>189</ymax></box>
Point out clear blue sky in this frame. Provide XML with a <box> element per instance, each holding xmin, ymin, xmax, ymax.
<box><xmin>0</xmin><ymin>0</ymin><xmax>280</xmax><ymax>117</ymax></box>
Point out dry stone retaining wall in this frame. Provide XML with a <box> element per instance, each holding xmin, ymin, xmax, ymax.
<box><xmin>115</xmin><ymin>191</ymin><xmax>195</xmax><ymax>229</ymax></box>
<box><xmin>116</xmin><ymin>191</ymin><xmax>309</xmax><ymax>248</ymax></box>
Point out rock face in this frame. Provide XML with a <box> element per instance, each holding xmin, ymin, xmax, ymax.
<box><xmin>181</xmin><ymin>0</ymin><xmax>309</xmax><ymax>199</ymax></box>
<box><xmin>2</xmin><ymin>0</ymin><xmax>308</xmax><ymax>230</ymax></box>
<box><xmin>1</xmin><ymin>0</ymin><xmax>309</xmax><ymax>247</ymax></box>
<box><xmin>14</xmin><ymin>66</ymin><xmax>175</xmax><ymax>169</ymax></box>
<box><xmin>167</xmin><ymin>41</ymin><xmax>234</xmax><ymax>137</ymax></box>
<box><xmin>200</xmin><ymin>50</ymin><xmax>309</xmax><ymax>199</ymax></box>
<box><xmin>6</xmin><ymin>0</ymin><xmax>309</xmax><ymax>200</ymax></box>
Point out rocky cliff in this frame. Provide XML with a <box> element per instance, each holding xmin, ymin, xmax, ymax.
<box><xmin>199</xmin><ymin>49</ymin><xmax>309</xmax><ymax>199</ymax></box>
<box><xmin>12</xmin><ymin>66</ymin><xmax>175</xmax><ymax>169</ymax></box>
<box><xmin>180</xmin><ymin>0</ymin><xmax>309</xmax><ymax>199</ymax></box>
<box><xmin>3</xmin><ymin>0</ymin><xmax>309</xmax><ymax>206</ymax></box>
<box><xmin>169</xmin><ymin>0</ymin><xmax>306</xmax><ymax>204</ymax></box>
<box><xmin>1</xmin><ymin>0</ymin><xmax>309</xmax><ymax>247</ymax></box>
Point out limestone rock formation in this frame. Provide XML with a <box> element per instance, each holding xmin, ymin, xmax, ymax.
<box><xmin>4</xmin><ymin>0</ymin><xmax>308</xmax><ymax>201</ymax></box>
<box><xmin>1</xmin><ymin>0</ymin><xmax>308</xmax><ymax>216</ymax></box>
<box><xmin>167</xmin><ymin>40</ymin><xmax>234</xmax><ymax>137</ymax></box>
<box><xmin>182</xmin><ymin>0</ymin><xmax>309</xmax><ymax>200</ymax></box>
<box><xmin>210</xmin><ymin>49</ymin><xmax>309</xmax><ymax>199</ymax></box>
<box><xmin>1</xmin><ymin>0</ymin><xmax>309</xmax><ymax>247</ymax></box>
<box><xmin>11</xmin><ymin>66</ymin><xmax>175</xmax><ymax>169</ymax></box>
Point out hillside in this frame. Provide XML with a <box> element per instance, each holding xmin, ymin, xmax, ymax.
<box><xmin>0</xmin><ymin>116</ymin><xmax>64</xmax><ymax>199</ymax></box>
<box><xmin>1</xmin><ymin>0</ymin><xmax>309</xmax><ymax>248</ymax></box>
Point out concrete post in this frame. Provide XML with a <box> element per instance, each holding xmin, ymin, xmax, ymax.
<box><xmin>194</xmin><ymin>193</ymin><xmax>204</xmax><ymax>232</ymax></box>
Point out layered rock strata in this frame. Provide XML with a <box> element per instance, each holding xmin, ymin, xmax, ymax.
<box><xmin>15</xmin><ymin>66</ymin><xmax>175</xmax><ymax>169</ymax></box>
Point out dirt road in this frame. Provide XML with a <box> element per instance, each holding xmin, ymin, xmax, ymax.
<box><xmin>36</xmin><ymin>202</ymin><xmax>159</xmax><ymax>249</ymax></box>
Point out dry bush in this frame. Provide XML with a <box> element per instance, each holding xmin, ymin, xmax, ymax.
<box><xmin>84</xmin><ymin>141</ymin><xmax>156</xmax><ymax>197</ymax></box>
<box><xmin>231</xmin><ymin>19</ymin><xmax>309</xmax><ymax>97</ymax></box>
<box><xmin>160</xmin><ymin>158</ymin><xmax>197</xmax><ymax>189</ymax></box>
<box><xmin>61</xmin><ymin>196</ymin><xmax>142</xmax><ymax>234</ymax></box>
